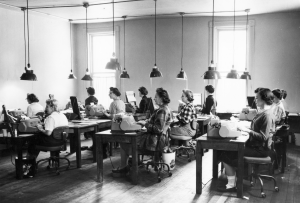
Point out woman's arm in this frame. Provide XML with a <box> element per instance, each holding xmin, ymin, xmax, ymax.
<box><xmin>37</xmin><ymin>124</ymin><xmax>52</xmax><ymax>136</ymax></box>
<box><xmin>249</xmin><ymin>114</ymin><xmax>274</xmax><ymax>142</ymax></box>
<box><xmin>136</xmin><ymin>99</ymin><xmax>147</xmax><ymax>113</ymax></box>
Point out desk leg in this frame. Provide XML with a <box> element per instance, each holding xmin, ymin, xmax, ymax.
<box><xmin>70</xmin><ymin>134</ymin><xmax>75</xmax><ymax>153</ymax></box>
<box><xmin>131</xmin><ymin>137</ymin><xmax>138</xmax><ymax>185</ymax></box>
<box><xmin>282</xmin><ymin>138</ymin><xmax>287</xmax><ymax>173</ymax></box>
<box><xmin>196</xmin><ymin>142</ymin><xmax>202</xmax><ymax>194</ymax></box>
<box><xmin>237</xmin><ymin>144</ymin><xmax>245</xmax><ymax>198</ymax></box>
<box><xmin>92</xmin><ymin>126</ymin><xmax>98</xmax><ymax>163</ymax></box>
<box><xmin>213</xmin><ymin>150</ymin><xmax>218</xmax><ymax>178</ymax></box>
<box><xmin>96</xmin><ymin>135</ymin><xmax>103</xmax><ymax>183</ymax></box>
<box><xmin>16</xmin><ymin>139</ymin><xmax>23</xmax><ymax>180</ymax></box>
<box><xmin>74</xmin><ymin>129</ymin><xmax>81</xmax><ymax>168</ymax></box>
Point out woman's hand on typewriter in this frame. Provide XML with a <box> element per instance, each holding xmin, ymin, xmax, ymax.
<box><xmin>36</xmin><ymin>124</ymin><xmax>44</xmax><ymax>131</ymax></box>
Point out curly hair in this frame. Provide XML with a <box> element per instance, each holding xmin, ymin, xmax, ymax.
<box><xmin>138</xmin><ymin>86</ymin><xmax>148</xmax><ymax>96</ymax></box>
<box><xmin>182</xmin><ymin>89</ymin><xmax>194</xmax><ymax>102</ymax></box>
<box><xmin>46</xmin><ymin>99</ymin><xmax>59</xmax><ymax>111</ymax></box>
<box><xmin>86</xmin><ymin>87</ymin><xmax>95</xmax><ymax>95</ymax></box>
<box><xmin>156</xmin><ymin>88</ymin><xmax>170</xmax><ymax>104</ymax></box>
<box><xmin>259</xmin><ymin>88</ymin><xmax>274</xmax><ymax>105</ymax></box>
<box><xmin>27</xmin><ymin>93</ymin><xmax>39</xmax><ymax>103</ymax></box>
<box><xmin>110</xmin><ymin>87</ymin><xmax>121</xmax><ymax>97</ymax></box>
<box><xmin>272</xmin><ymin>88</ymin><xmax>283</xmax><ymax>100</ymax></box>
<box><xmin>205</xmin><ymin>85</ymin><xmax>214</xmax><ymax>94</ymax></box>
<box><xmin>281</xmin><ymin>89</ymin><xmax>287</xmax><ymax>99</ymax></box>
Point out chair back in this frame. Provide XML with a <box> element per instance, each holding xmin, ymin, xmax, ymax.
<box><xmin>52</xmin><ymin>126</ymin><xmax>69</xmax><ymax>140</ymax></box>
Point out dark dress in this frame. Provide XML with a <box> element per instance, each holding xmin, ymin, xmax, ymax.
<box><xmin>85</xmin><ymin>96</ymin><xmax>98</xmax><ymax>106</ymax></box>
<box><xmin>201</xmin><ymin>95</ymin><xmax>215</xmax><ymax>115</ymax></box>
<box><xmin>135</xmin><ymin>96</ymin><xmax>149</xmax><ymax>113</ymax></box>
<box><xmin>219</xmin><ymin>108</ymin><xmax>276</xmax><ymax>167</ymax></box>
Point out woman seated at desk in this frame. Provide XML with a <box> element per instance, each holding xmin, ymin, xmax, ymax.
<box><xmin>272</xmin><ymin>88</ymin><xmax>286</xmax><ymax>124</ymax></box>
<box><xmin>104</xmin><ymin>87</ymin><xmax>125</xmax><ymax>119</ymax></box>
<box><xmin>218</xmin><ymin>88</ymin><xmax>276</xmax><ymax>192</ymax></box>
<box><xmin>201</xmin><ymin>85</ymin><xmax>216</xmax><ymax>115</ymax></box>
<box><xmin>28</xmin><ymin>99</ymin><xmax>68</xmax><ymax>158</ymax></box>
<box><xmin>85</xmin><ymin>87</ymin><xmax>98</xmax><ymax>106</ymax></box>
<box><xmin>133</xmin><ymin>86</ymin><xmax>149</xmax><ymax>113</ymax></box>
<box><xmin>170</xmin><ymin>89</ymin><xmax>197</xmax><ymax>138</ymax></box>
<box><xmin>26</xmin><ymin>93</ymin><xmax>44</xmax><ymax>117</ymax></box>
<box><xmin>112</xmin><ymin>87</ymin><xmax>172</xmax><ymax>174</ymax></box>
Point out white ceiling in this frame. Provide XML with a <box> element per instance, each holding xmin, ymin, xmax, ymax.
<box><xmin>1</xmin><ymin>0</ymin><xmax>300</xmax><ymax>23</ymax></box>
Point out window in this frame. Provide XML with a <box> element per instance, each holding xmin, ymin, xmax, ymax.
<box><xmin>208</xmin><ymin>20</ymin><xmax>254</xmax><ymax>113</ymax></box>
<box><xmin>89</xmin><ymin>28</ymin><xmax>119</xmax><ymax>109</ymax></box>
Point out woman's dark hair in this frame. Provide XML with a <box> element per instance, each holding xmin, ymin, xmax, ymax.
<box><xmin>258</xmin><ymin>88</ymin><xmax>274</xmax><ymax>105</ymax></box>
<box><xmin>110</xmin><ymin>87</ymin><xmax>121</xmax><ymax>97</ymax></box>
<box><xmin>138</xmin><ymin>86</ymin><xmax>148</xmax><ymax>96</ymax></box>
<box><xmin>27</xmin><ymin>93</ymin><xmax>39</xmax><ymax>103</ymax></box>
<box><xmin>205</xmin><ymin>85</ymin><xmax>214</xmax><ymax>94</ymax></box>
<box><xmin>86</xmin><ymin>87</ymin><xmax>95</xmax><ymax>95</ymax></box>
<box><xmin>182</xmin><ymin>89</ymin><xmax>194</xmax><ymax>102</ymax></box>
<box><xmin>281</xmin><ymin>89</ymin><xmax>287</xmax><ymax>99</ymax></box>
<box><xmin>254</xmin><ymin>87</ymin><xmax>263</xmax><ymax>93</ymax></box>
<box><xmin>272</xmin><ymin>88</ymin><xmax>282</xmax><ymax>100</ymax></box>
<box><xmin>156</xmin><ymin>88</ymin><xmax>170</xmax><ymax>104</ymax></box>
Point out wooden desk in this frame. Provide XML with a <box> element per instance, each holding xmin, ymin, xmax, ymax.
<box><xmin>196</xmin><ymin>117</ymin><xmax>211</xmax><ymax>135</ymax></box>
<box><xmin>95</xmin><ymin>130</ymin><xmax>140</xmax><ymax>184</ymax></box>
<box><xmin>68</xmin><ymin>119</ymin><xmax>111</xmax><ymax>168</ymax></box>
<box><xmin>196</xmin><ymin>134</ymin><xmax>249</xmax><ymax>198</ymax></box>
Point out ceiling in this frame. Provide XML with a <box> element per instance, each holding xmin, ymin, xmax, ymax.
<box><xmin>1</xmin><ymin>0</ymin><xmax>300</xmax><ymax>23</ymax></box>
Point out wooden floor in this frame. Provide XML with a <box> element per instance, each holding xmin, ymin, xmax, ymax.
<box><xmin>0</xmin><ymin>139</ymin><xmax>299</xmax><ymax>203</ymax></box>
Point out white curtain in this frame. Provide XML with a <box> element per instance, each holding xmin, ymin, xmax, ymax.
<box><xmin>216</xmin><ymin>79</ymin><xmax>247</xmax><ymax>113</ymax></box>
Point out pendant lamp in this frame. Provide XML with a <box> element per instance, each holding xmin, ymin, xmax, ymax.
<box><xmin>150</xmin><ymin>0</ymin><xmax>162</xmax><ymax>78</ymax></box>
<box><xmin>120</xmin><ymin>16</ymin><xmax>130</xmax><ymax>79</ymax></box>
<box><xmin>240</xmin><ymin>9</ymin><xmax>251</xmax><ymax>80</ymax></box>
<box><xmin>203</xmin><ymin>0</ymin><xmax>220</xmax><ymax>80</ymax></box>
<box><xmin>105</xmin><ymin>0</ymin><xmax>121</xmax><ymax>70</ymax></box>
<box><xmin>68</xmin><ymin>20</ymin><xmax>77</xmax><ymax>79</ymax></box>
<box><xmin>176</xmin><ymin>12</ymin><xmax>187</xmax><ymax>80</ymax></box>
<box><xmin>20</xmin><ymin>1</ymin><xmax>37</xmax><ymax>81</ymax></box>
<box><xmin>81</xmin><ymin>3</ymin><xmax>93</xmax><ymax>81</ymax></box>
<box><xmin>226</xmin><ymin>0</ymin><xmax>239</xmax><ymax>79</ymax></box>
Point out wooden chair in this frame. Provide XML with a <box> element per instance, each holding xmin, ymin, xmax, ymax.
<box><xmin>36</xmin><ymin>126</ymin><xmax>70</xmax><ymax>175</ymax></box>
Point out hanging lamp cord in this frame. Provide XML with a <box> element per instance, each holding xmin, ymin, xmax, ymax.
<box><xmin>245</xmin><ymin>10</ymin><xmax>249</xmax><ymax>71</ymax></box>
<box><xmin>70</xmin><ymin>20</ymin><xmax>73</xmax><ymax>73</ymax></box>
<box><xmin>27</xmin><ymin>0</ymin><xmax>30</xmax><ymax>67</ymax></box>
<box><xmin>123</xmin><ymin>16</ymin><xmax>126</xmax><ymax>70</ymax></box>
<box><xmin>211</xmin><ymin>0</ymin><xmax>214</xmax><ymax>64</ymax></box>
<box><xmin>85</xmin><ymin>4</ymin><xmax>89</xmax><ymax>72</ymax></box>
<box><xmin>23</xmin><ymin>8</ymin><xmax>27</xmax><ymax>67</ymax></box>
<box><xmin>181</xmin><ymin>13</ymin><xmax>184</xmax><ymax>71</ymax></box>
<box><xmin>113</xmin><ymin>0</ymin><xmax>115</xmax><ymax>55</ymax></box>
<box><xmin>154</xmin><ymin>0</ymin><xmax>157</xmax><ymax>66</ymax></box>
<box><xmin>232</xmin><ymin>0</ymin><xmax>235</xmax><ymax>69</ymax></box>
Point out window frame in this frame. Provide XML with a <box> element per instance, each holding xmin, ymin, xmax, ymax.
<box><xmin>208</xmin><ymin>20</ymin><xmax>255</xmax><ymax>77</ymax></box>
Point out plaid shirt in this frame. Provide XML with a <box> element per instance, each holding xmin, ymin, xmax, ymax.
<box><xmin>145</xmin><ymin>105</ymin><xmax>172</xmax><ymax>135</ymax></box>
<box><xmin>177</xmin><ymin>102</ymin><xmax>197</xmax><ymax>124</ymax></box>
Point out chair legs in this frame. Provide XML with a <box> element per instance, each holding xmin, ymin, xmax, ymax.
<box><xmin>36</xmin><ymin>152</ymin><xmax>70</xmax><ymax>175</ymax></box>
<box><xmin>248</xmin><ymin>164</ymin><xmax>279</xmax><ymax>198</ymax></box>
<box><xmin>174</xmin><ymin>146</ymin><xmax>195</xmax><ymax>162</ymax></box>
<box><xmin>144</xmin><ymin>153</ymin><xmax>172</xmax><ymax>182</ymax></box>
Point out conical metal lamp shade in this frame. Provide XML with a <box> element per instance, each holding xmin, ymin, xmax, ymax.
<box><xmin>240</xmin><ymin>71</ymin><xmax>251</xmax><ymax>80</ymax></box>
<box><xmin>227</xmin><ymin>69</ymin><xmax>239</xmax><ymax>79</ymax></box>
<box><xmin>176</xmin><ymin>69</ymin><xmax>187</xmax><ymax>80</ymax></box>
<box><xmin>203</xmin><ymin>66</ymin><xmax>220</xmax><ymax>79</ymax></box>
<box><xmin>81</xmin><ymin>69</ymin><xmax>93</xmax><ymax>81</ymax></box>
<box><xmin>20</xmin><ymin>67</ymin><xmax>37</xmax><ymax>81</ymax></box>
<box><xmin>68</xmin><ymin>70</ymin><xmax>77</xmax><ymax>79</ymax></box>
<box><xmin>150</xmin><ymin>65</ymin><xmax>163</xmax><ymax>78</ymax></box>
<box><xmin>120</xmin><ymin>69</ymin><xmax>130</xmax><ymax>79</ymax></box>
<box><xmin>105</xmin><ymin>57</ymin><xmax>121</xmax><ymax>70</ymax></box>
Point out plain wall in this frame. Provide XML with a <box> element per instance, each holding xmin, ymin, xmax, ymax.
<box><xmin>74</xmin><ymin>11</ymin><xmax>300</xmax><ymax>112</ymax></box>
<box><xmin>0</xmin><ymin>7</ymin><xmax>75</xmax><ymax>111</ymax></box>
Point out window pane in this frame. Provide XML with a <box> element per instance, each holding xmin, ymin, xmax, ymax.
<box><xmin>92</xmin><ymin>35</ymin><xmax>115</xmax><ymax>73</ymax></box>
<box><xmin>217</xmin><ymin>30</ymin><xmax>246</xmax><ymax>72</ymax></box>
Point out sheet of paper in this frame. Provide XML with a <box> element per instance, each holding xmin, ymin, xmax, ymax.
<box><xmin>126</xmin><ymin>91</ymin><xmax>136</xmax><ymax>102</ymax></box>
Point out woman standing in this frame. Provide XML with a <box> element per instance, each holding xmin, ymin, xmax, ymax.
<box><xmin>201</xmin><ymin>85</ymin><xmax>216</xmax><ymax>115</ymax></box>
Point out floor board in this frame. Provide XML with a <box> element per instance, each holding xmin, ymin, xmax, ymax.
<box><xmin>0</xmin><ymin>139</ymin><xmax>299</xmax><ymax>203</ymax></box>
